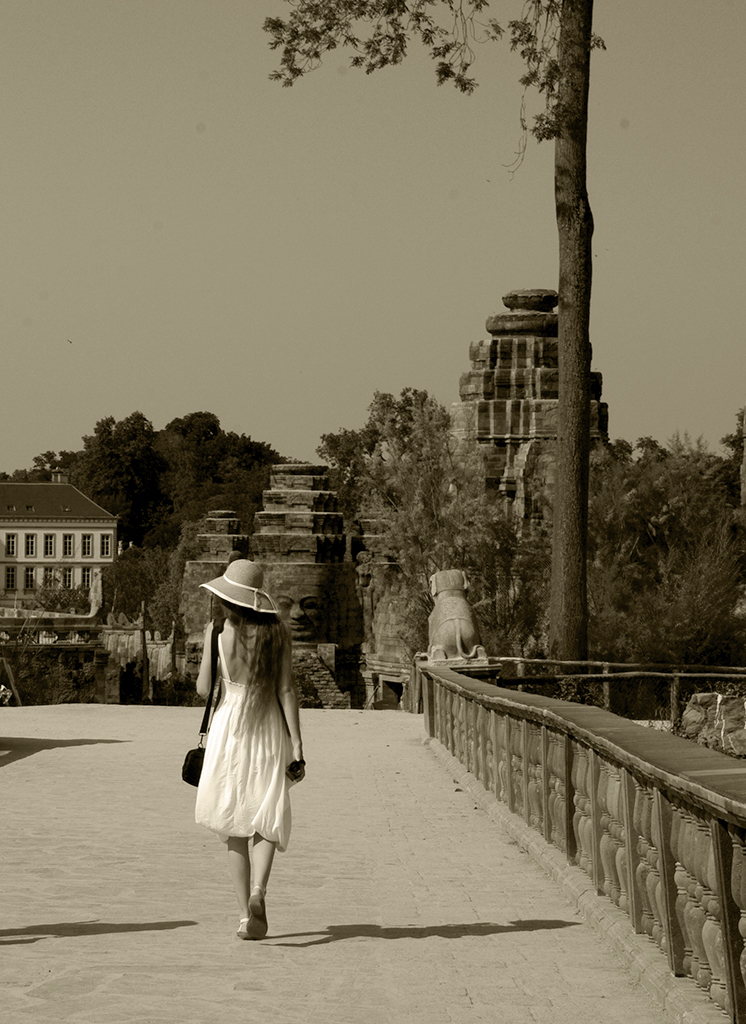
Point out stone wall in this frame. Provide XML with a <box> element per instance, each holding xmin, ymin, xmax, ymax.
<box><xmin>680</xmin><ymin>691</ymin><xmax>746</xmax><ymax>757</ymax></box>
<box><xmin>291</xmin><ymin>644</ymin><xmax>360</xmax><ymax>709</ymax></box>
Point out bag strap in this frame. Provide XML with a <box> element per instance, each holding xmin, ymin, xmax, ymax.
<box><xmin>198</xmin><ymin>617</ymin><xmax>224</xmax><ymax>739</ymax></box>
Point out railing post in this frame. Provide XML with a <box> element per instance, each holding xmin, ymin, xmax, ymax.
<box><xmin>434</xmin><ymin>677</ymin><xmax>441</xmax><ymax>744</ymax></box>
<box><xmin>449</xmin><ymin>691</ymin><xmax>456</xmax><ymax>756</ymax></box>
<box><xmin>521</xmin><ymin>718</ymin><xmax>530</xmax><ymax>827</ymax></box>
<box><xmin>421</xmin><ymin>666</ymin><xmax>435</xmax><ymax>738</ymax></box>
<box><xmin>541</xmin><ymin>724</ymin><xmax>551</xmax><ymax>844</ymax></box>
<box><xmin>490</xmin><ymin>709</ymin><xmax>499</xmax><ymax>801</ymax></box>
<box><xmin>653</xmin><ymin>788</ymin><xmax>686</xmax><ymax>976</ymax></box>
<box><xmin>589</xmin><ymin>749</ymin><xmax>604</xmax><ymax>896</ymax></box>
<box><xmin>471</xmin><ymin>698</ymin><xmax>479</xmax><ymax>777</ymax></box>
<box><xmin>621</xmin><ymin>768</ymin><xmax>644</xmax><ymax>934</ymax></box>
<box><xmin>505</xmin><ymin>718</ymin><xmax>515</xmax><ymax>815</ymax></box>
<box><xmin>712</xmin><ymin>819</ymin><xmax>746</xmax><ymax>1023</ymax></box>
<box><xmin>465</xmin><ymin>695</ymin><xmax>474</xmax><ymax>774</ymax></box>
<box><xmin>478</xmin><ymin>704</ymin><xmax>488</xmax><ymax>785</ymax></box>
<box><xmin>442</xmin><ymin>688</ymin><xmax>449</xmax><ymax>752</ymax></box>
<box><xmin>564</xmin><ymin>733</ymin><xmax>576</xmax><ymax>864</ymax></box>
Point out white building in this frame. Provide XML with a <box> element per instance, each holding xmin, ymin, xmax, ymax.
<box><xmin>0</xmin><ymin>478</ymin><xmax>117</xmax><ymax>612</ymax></box>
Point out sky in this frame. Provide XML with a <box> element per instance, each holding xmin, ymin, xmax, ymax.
<box><xmin>2</xmin><ymin>0</ymin><xmax>744</xmax><ymax>471</ymax></box>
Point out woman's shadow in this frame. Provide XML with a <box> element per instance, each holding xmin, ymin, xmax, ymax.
<box><xmin>269</xmin><ymin>919</ymin><xmax>581</xmax><ymax>947</ymax></box>
<box><xmin>0</xmin><ymin>736</ymin><xmax>127</xmax><ymax>769</ymax></box>
<box><xmin>0</xmin><ymin>920</ymin><xmax>197</xmax><ymax>946</ymax></box>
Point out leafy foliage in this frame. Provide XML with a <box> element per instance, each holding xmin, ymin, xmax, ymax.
<box><xmin>35</xmin><ymin>581</ymin><xmax>91</xmax><ymax>615</ymax></box>
<box><xmin>8</xmin><ymin>410</ymin><xmax>283</xmax><ymax>549</ymax></box>
<box><xmin>102</xmin><ymin>546</ymin><xmax>172</xmax><ymax>626</ymax></box>
<box><xmin>265</xmin><ymin>1</ymin><xmax>603</xmax><ymax>139</ymax></box>
<box><xmin>319</xmin><ymin>388</ymin><xmax>551</xmax><ymax>655</ymax></box>
<box><xmin>154</xmin><ymin>412</ymin><xmax>277</xmax><ymax>546</ymax></box>
<box><xmin>10</xmin><ymin>653</ymin><xmax>98</xmax><ymax>706</ymax></box>
<box><xmin>70</xmin><ymin>412</ymin><xmax>167</xmax><ymax>548</ymax></box>
<box><xmin>587</xmin><ymin>432</ymin><xmax>746</xmax><ymax>666</ymax></box>
<box><xmin>101</xmin><ymin>520</ymin><xmax>202</xmax><ymax>638</ymax></box>
<box><xmin>265</xmin><ymin>0</ymin><xmax>500</xmax><ymax>95</ymax></box>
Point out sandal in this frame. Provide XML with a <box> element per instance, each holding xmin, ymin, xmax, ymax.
<box><xmin>247</xmin><ymin>886</ymin><xmax>268</xmax><ymax>940</ymax></box>
<box><xmin>237</xmin><ymin>917</ymin><xmax>250</xmax><ymax>940</ymax></box>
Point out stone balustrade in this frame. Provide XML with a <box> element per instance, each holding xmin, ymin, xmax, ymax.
<box><xmin>416</xmin><ymin>662</ymin><xmax>746</xmax><ymax>1022</ymax></box>
<box><xmin>0</xmin><ymin>624</ymin><xmax>104</xmax><ymax>645</ymax></box>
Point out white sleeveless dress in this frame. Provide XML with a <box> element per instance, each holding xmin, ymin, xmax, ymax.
<box><xmin>194</xmin><ymin>634</ymin><xmax>293</xmax><ymax>851</ymax></box>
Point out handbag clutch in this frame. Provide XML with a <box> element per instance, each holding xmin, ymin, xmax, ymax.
<box><xmin>182</xmin><ymin>745</ymin><xmax>205</xmax><ymax>786</ymax></box>
<box><xmin>182</xmin><ymin>618</ymin><xmax>223</xmax><ymax>787</ymax></box>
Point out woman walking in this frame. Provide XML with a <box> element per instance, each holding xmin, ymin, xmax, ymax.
<box><xmin>194</xmin><ymin>559</ymin><xmax>305</xmax><ymax>940</ymax></box>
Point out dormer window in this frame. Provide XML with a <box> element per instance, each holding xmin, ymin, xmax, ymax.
<box><xmin>60</xmin><ymin>505</ymin><xmax>71</xmax><ymax>512</ymax></box>
<box><xmin>6</xmin><ymin>504</ymin><xmax>16</xmax><ymax>512</ymax></box>
<box><xmin>26</xmin><ymin>505</ymin><xmax>35</xmax><ymax>512</ymax></box>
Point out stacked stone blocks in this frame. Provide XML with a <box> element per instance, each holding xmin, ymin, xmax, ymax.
<box><xmin>252</xmin><ymin>464</ymin><xmax>363</xmax><ymax>708</ymax></box>
<box><xmin>253</xmin><ymin>465</ymin><xmax>345</xmax><ymax>563</ymax></box>
<box><xmin>452</xmin><ymin>289</ymin><xmax>608</xmax><ymax>520</ymax></box>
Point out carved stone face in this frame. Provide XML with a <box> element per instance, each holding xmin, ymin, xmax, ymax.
<box><xmin>274</xmin><ymin>585</ymin><xmax>327</xmax><ymax>642</ymax></box>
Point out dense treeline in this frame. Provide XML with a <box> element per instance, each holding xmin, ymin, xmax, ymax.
<box><xmin>2</xmin><ymin>410</ymin><xmax>286</xmax><ymax>548</ymax></box>
<box><xmin>1</xmin><ymin>411</ymin><xmax>287</xmax><ymax>637</ymax></box>
<box><xmin>319</xmin><ymin>390</ymin><xmax>746</xmax><ymax>668</ymax></box>
<box><xmin>588</xmin><ymin>431</ymin><xmax>746</xmax><ymax>665</ymax></box>
<box><xmin>6</xmin><ymin>397</ymin><xmax>746</xmax><ymax>670</ymax></box>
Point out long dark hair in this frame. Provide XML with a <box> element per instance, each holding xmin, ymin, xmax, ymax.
<box><xmin>217</xmin><ymin>598</ymin><xmax>291</xmax><ymax>725</ymax></box>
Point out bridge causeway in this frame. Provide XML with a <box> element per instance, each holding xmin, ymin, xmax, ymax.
<box><xmin>1</xmin><ymin>705</ymin><xmax>720</xmax><ymax>1023</ymax></box>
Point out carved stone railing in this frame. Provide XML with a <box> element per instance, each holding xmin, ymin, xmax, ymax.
<box><xmin>417</xmin><ymin>662</ymin><xmax>746</xmax><ymax>1022</ymax></box>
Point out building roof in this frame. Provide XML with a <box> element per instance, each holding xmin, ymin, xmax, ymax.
<box><xmin>0</xmin><ymin>483</ymin><xmax>117</xmax><ymax>521</ymax></box>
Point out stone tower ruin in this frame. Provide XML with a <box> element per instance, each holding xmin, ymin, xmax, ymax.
<box><xmin>451</xmin><ymin>288</ymin><xmax>608</xmax><ymax>521</ymax></box>
<box><xmin>252</xmin><ymin>464</ymin><xmax>364</xmax><ymax>708</ymax></box>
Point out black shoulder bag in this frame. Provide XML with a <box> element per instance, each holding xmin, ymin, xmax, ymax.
<box><xmin>181</xmin><ymin>618</ymin><xmax>224</xmax><ymax>787</ymax></box>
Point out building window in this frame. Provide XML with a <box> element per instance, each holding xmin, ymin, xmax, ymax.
<box><xmin>44</xmin><ymin>534</ymin><xmax>55</xmax><ymax>557</ymax></box>
<box><xmin>81</xmin><ymin>567</ymin><xmax>92</xmax><ymax>589</ymax></box>
<box><xmin>5</xmin><ymin>567</ymin><xmax>16</xmax><ymax>590</ymax></box>
<box><xmin>100</xmin><ymin>534</ymin><xmax>112</xmax><ymax>558</ymax></box>
<box><xmin>62</xmin><ymin>534</ymin><xmax>74</xmax><ymax>557</ymax></box>
<box><xmin>81</xmin><ymin>534</ymin><xmax>93</xmax><ymax>557</ymax></box>
<box><xmin>63</xmin><ymin>567</ymin><xmax>74</xmax><ymax>589</ymax></box>
<box><xmin>43</xmin><ymin>568</ymin><xmax>56</xmax><ymax>587</ymax></box>
<box><xmin>24</xmin><ymin>567</ymin><xmax>35</xmax><ymax>590</ymax></box>
<box><xmin>25</xmin><ymin>534</ymin><xmax>36</xmax><ymax>557</ymax></box>
<box><xmin>6</xmin><ymin>533</ymin><xmax>16</xmax><ymax>557</ymax></box>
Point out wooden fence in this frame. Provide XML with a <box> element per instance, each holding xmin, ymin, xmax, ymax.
<box><xmin>416</xmin><ymin>662</ymin><xmax>746</xmax><ymax>1023</ymax></box>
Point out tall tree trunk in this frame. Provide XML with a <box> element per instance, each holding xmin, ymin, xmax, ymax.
<box><xmin>549</xmin><ymin>0</ymin><xmax>595</xmax><ymax>661</ymax></box>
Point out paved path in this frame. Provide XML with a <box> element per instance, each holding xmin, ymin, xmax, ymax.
<box><xmin>1</xmin><ymin>705</ymin><xmax>692</xmax><ymax>1023</ymax></box>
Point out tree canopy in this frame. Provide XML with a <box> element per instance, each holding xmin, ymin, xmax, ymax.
<box><xmin>265</xmin><ymin>1</ymin><xmax>603</xmax><ymax>138</ymax></box>
<box><xmin>3</xmin><ymin>411</ymin><xmax>284</xmax><ymax>548</ymax></box>
<box><xmin>587</xmin><ymin>427</ymin><xmax>746</xmax><ymax>666</ymax></box>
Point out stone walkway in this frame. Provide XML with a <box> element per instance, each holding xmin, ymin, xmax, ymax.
<box><xmin>0</xmin><ymin>705</ymin><xmax>701</xmax><ymax>1023</ymax></box>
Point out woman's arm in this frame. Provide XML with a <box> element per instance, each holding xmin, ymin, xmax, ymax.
<box><xmin>277</xmin><ymin>644</ymin><xmax>303</xmax><ymax>764</ymax></box>
<box><xmin>195</xmin><ymin>621</ymin><xmax>214</xmax><ymax>698</ymax></box>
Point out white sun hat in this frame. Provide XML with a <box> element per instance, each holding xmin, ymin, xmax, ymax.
<box><xmin>200</xmin><ymin>559</ymin><xmax>278</xmax><ymax>614</ymax></box>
